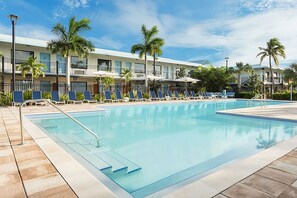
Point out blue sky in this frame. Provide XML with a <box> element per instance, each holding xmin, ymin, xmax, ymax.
<box><xmin>1</xmin><ymin>0</ymin><xmax>297</xmax><ymax>67</ymax></box>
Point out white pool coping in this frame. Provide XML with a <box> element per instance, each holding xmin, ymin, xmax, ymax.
<box><xmin>21</xmin><ymin>101</ymin><xmax>297</xmax><ymax>198</ymax></box>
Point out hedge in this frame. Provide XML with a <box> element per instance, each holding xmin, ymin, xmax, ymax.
<box><xmin>235</xmin><ymin>92</ymin><xmax>256</xmax><ymax>99</ymax></box>
<box><xmin>272</xmin><ymin>91</ymin><xmax>297</xmax><ymax>100</ymax></box>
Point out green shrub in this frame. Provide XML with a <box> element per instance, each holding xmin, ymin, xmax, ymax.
<box><xmin>23</xmin><ymin>89</ymin><xmax>32</xmax><ymax>100</ymax></box>
<box><xmin>272</xmin><ymin>91</ymin><xmax>297</xmax><ymax>100</ymax></box>
<box><xmin>93</xmin><ymin>94</ymin><xmax>100</xmax><ymax>101</ymax></box>
<box><xmin>235</xmin><ymin>92</ymin><xmax>256</xmax><ymax>99</ymax></box>
<box><xmin>143</xmin><ymin>92</ymin><xmax>149</xmax><ymax>99</ymax></box>
<box><xmin>42</xmin><ymin>92</ymin><xmax>51</xmax><ymax>99</ymax></box>
<box><xmin>0</xmin><ymin>92</ymin><xmax>12</xmax><ymax>106</ymax></box>
<box><xmin>76</xmin><ymin>92</ymin><xmax>84</xmax><ymax>101</ymax></box>
<box><xmin>60</xmin><ymin>94</ymin><xmax>68</xmax><ymax>102</ymax></box>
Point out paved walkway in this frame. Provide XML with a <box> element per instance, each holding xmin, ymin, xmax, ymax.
<box><xmin>0</xmin><ymin>100</ymin><xmax>297</xmax><ymax>197</ymax></box>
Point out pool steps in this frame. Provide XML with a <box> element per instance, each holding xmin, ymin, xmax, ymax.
<box><xmin>47</xmin><ymin>129</ymin><xmax>142</xmax><ymax>175</ymax></box>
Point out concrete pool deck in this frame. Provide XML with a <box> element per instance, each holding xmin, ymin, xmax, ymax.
<box><xmin>0</xmin><ymin>100</ymin><xmax>297</xmax><ymax>197</ymax></box>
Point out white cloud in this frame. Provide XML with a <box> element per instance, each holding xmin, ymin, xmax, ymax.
<box><xmin>63</xmin><ymin>0</ymin><xmax>89</xmax><ymax>9</ymax></box>
<box><xmin>53</xmin><ymin>0</ymin><xmax>90</xmax><ymax>19</ymax></box>
<box><xmin>89</xmin><ymin>36</ymin><xmax>123</xmax><ymax>50</ymax></box>
<box><xmin>241</xmin><ymin>0</ymin><xmax>297</xmax><ymax>12</ymax></box>
<box><xmin>0</xmin><ymin>0</ymin><xmax>6</xmax><ymax>10</ymax></box>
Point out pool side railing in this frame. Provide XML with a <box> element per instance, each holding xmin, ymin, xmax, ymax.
<box><xmin>19</xmin><ymin>99</ymin><xmax>100</xmax><ymax>147</ymax></box>
<box><xmin>249</xmin><ymin>94</ymin><xmax>267</xmax><ymax>107</ymax></box>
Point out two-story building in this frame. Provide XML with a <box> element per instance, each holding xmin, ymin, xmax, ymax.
<box><xmin>0</xmin><ymin>34</ymin><xmax>202</xmax><ymax>94</ymax></box>
<box><xmin>236</xmin><ymin>64</ymin><xmax>288</xmax><ymax>93</ymax></box>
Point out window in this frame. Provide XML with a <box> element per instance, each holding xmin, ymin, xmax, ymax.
<box><xmin>14</xmin><ymin>50</ymin><xmax>34</xmax><ymax>64</ymax></box>
<box><xmin>155</xmin><ymin>65</ymin><xmax>162</xmax><ymax>75</ymax></box>
<box><xmin>71</xmin><ymin>56</ymin><xmax>87</xmax><ymax>69</ymax></box>
<box><xmin>98</xmin><ymin>59</ymin><xmax>111</xmax><ymax>71</ymax></box>
<box><xmin>115</xmin><ymin>61</ymin><xmax>122</xmax><ymax>74</ymax></box>
<box><xmin>40</xmin><ymin>53</ymin><xmax>50</xmax><ymax>72</ymax></box>
<box><xmin>125</xmin><ymin>62</ymin><xmax>132</xmax><ymax>70</ymax></box>
<box><xmin>274</xmin><ymin>72</ymin><xmax>278</xmax><ymax>77</ymax></box>
<box><xmin>40</xmin><ymin>81</ymin><xmax>51</xmax><ymax>92</ymax></box>
<box><xmin>163</xmin><ymin>66</ymin><xmax>169</xmax><ymax>79</ymax></box>
<box><xmin>56</xmin><ymin>55</ymin><xmax>66</xmax><ymax>74</ymax></box>
<box><xmin>15</xmin><ymin>80</ymin><xmax>32</xmax><ymax>91</ymax></box>
<box><xmin>135</xmin><ymin>63</ymin><xmax>145</xmax><ymax>73</ymax></box>
<box><xmin>71</xmin><ymin>82</ymin><xmax>87</xmax><ymax>93</ymax></box>
<box><xmin>170</xmin><ymin>67</ymin><xmax>175</xmax><ymax>79</ymax></box>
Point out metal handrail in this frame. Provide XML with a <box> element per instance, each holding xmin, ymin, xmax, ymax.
<box><xmin>249</xmin><ymin>94</ymin><xmax>266</xmax><ymax>107</ymax></box>
<box><xmin>19</xmin><ymin>99</ymin><xmax>100</xmax><ymax>147</ymax></box>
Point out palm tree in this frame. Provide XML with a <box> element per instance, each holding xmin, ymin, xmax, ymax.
<box><xmin>47</xmin><ymin>17</ymin><xmax>94</xmax><ymax>91</ymax></box>
<box><xmin>131</xmin><ymin>24</ymin><xmax>164</xmax><ymax>90</ymax></box>
<box><xmin>234</xmin><ymin>62</ymin><xmax>253</xmax><ymax>91</ymax></box>
<box><xmin>257</xmin><ymin>38</ymin><xmax>286</xmax><ymax>94</ymax></box>
<box><xmin>121</xmin><ymin>68</ymin><xmax>132</xmax><ymax>94</ymax></box>
<box><xmin>17</xmin><ymin>56</ymin><xmax>46</xmax><ymax>88</ymax></box>
<box><xmin>284</xmin><ymin>63</ymin><xmax>297</xmax><ymax>84</ymax></box>
<box><xmin>102</xmin><ymin>76</ymin><xmax>114</xmax><ymax>92</ymax></box>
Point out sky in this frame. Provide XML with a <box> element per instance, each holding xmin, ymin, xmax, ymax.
<box><xmin>1</xmin><ymin>0</ymin><xmax>297</xmax><ymax>67</ymax></box>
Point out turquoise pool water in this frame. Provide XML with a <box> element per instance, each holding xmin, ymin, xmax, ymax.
<box><xmin>29</xmin><ymin>100</ymin><xmax>297</xmax><ymax>197</ymax></box>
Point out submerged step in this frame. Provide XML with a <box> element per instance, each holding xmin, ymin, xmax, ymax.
<box><xmin>67</xmin><ymin>143</ymin><xmax>111</xmax><ymax>170</ymax></box>
<box><xmin>105</xmin><ymin>150</ymin><xmax>142</xmax><ymax>174</ymax></box>
<box><xmin>93</xmin><ymin>151</ymin><xmax>127</xmax><ymax>173</ymax></box>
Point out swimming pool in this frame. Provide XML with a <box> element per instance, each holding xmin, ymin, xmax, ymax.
<box><xmin>29</xmin><ymin>100</ymin><xmax>297</xmax><ymax>197</ymax></box>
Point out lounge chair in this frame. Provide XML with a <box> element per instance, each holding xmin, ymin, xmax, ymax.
<box><xmin>68</xmin><ymin>91</ymin><xmax>83</xmax><ymax>104</ymax></box>
<box><xmin>137</xmin><ymin>90</ymin><xmax>150</xmax><ymax>101</ymax></box>
<box><xmin>204</xmin><ymin>92</ymin><xmax>214</xmax><ymax>99</ymax></box>
<box><xmin>157</xmin><ymin>91</ymin><xmax>164</xmax><ymax>100</ymax></box>
<box><xmin>83</xmin><ymin>91</ymin><xmax>97</xmax><ymax>103</ymax></box>
<box><xmin>167</xmin><ymin>91</ymin><xmax>177</xmax><ymax>100</ymax></box>
<box><xmin>174</xmin><ymin>91</ymin><xmax>183</xmax><ymax>100</ymax></box>
<box><xmin>226</xmin><ymin>92</ymin><xmax>235</xmax><ymax>98</ymax></box>
<box><xmin>150</xmin><ymin>91</ymin><xmax>159</xmax><ymax>100</ymax></box>
<box><xmin>190</xmin><ymin>91</ymin><xmax>200</xmax><ymax>100</ymax></box>
<box><xmin>115</xmin><ymin>91</ymin><xmax>123</xmax><ymax>102</ymax></box>
<box><xmin>184</xmin><ymin>91</ymin><xmax>191</xmax><ymax>100</ymax></box>
<box><xmin>104</xmin><ymin>90</ymin><xmax>114</xmax><ymax>102</ymax></box>
<box><xmin>32</xmin><ymin>91</ymin><xmax>46</xmax><ymax>105</ymax></box>
<box><xmin>51</xmin><ymin>91</ymin><xmax>65</xmax><ymax>105</ymax></box>
<box><xmin>129</xmin><ymin>91</ymin><xmax>138</xmax><ymax>101</ymax></box>
<box><xmin>12</xmin><ymin>91</ymin><xmax>24</xmax><ymax>106</ymax></box>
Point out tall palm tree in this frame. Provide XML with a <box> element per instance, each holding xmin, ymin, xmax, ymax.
<box><xmin>131</xmin><ymin>24</ymin><xmax>164</xmax><ymax>90</ymax></box>
<box><xmin>121</xmin><ymin>68</ymin><xmax>132</xmax><ymax>94</ymax></box>
<box><xmin>47</xmin><ymin>17</ymin><xmax>94</xmax><ymax>91</ymax></box>
<box><xmin>257</xmin><ymin>38</ymin><xmax>286</xmax><ymax>94</ymax></box>
<box><xmin>102</xmin><ymin>76</ymin><xmax>114</xmax><ymax>92</ymax></box>
<box><xmin>17</xmin><ymin>56</ymin><xmax>46</xmax><ymax>88</ymax></box>
<box><xmin>234</xmin><ymin>62</ymin><xmax>253</xmax><ymax>90</ymax></box>
<box><xmin>284</xmin><ymin>63</ymin><xmax>297</xmax><ymax>84</ymax></box>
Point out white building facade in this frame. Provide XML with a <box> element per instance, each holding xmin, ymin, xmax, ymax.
<box><xmin>0</xmin><ymin>34</ymin><xmax>202</xmax><ymax>94</ymax></box>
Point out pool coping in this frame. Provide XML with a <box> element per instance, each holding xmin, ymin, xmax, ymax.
<box><xmin>21</xmin><ymin>100</ymin><xmax>297</xmax><ymax>198</ymax></box>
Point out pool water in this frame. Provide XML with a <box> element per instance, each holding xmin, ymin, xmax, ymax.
<box><xmin>29</xmin><ymin>100</ymin><xmax>297</xmax><ymax>197</ymax></box>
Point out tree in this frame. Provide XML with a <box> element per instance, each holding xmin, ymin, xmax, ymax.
<box><xmin>234</xmin><ymin>62</ymin><xmax>253</xmax><ymax>91</ymax></box>
<box><xmin>131</xmin><ymin>24</ymin><xmax>164</xmax><ymax>90</ymax></box>
<box><xmin>121</xmin><ymin>68</ymin><xmax>132</xmax><ymax>94</ymax></box>
<box><xmin>284</xmin><ymin>63</ymin><xmax>297</xmax><ymax>84</ymax></box>
<box><xmin>47</xmin><ymin>17</ymin><xmax>94</xmax><ymax>91</ymax></box>
<box><xmin>176</xmin><ymin>68</ymin><xmax>186</xmax><ymax>78</ymax></box>
<box><xmin>17</xmin><ymin>56</ymin><xmax>46</xmax><ymax>87</ymax></box>
<box><xmin>102</xmin><ymin>76</ymin><xmax>114</xmax><ymax>91</ymax></box>
<box><xmin>247</xmin><ymin>70</ymin><xmax>263</xmax><ymax>93</ymax></box>
<box><xmin>257</xmin><ymin>38</ymin><xmax>286</xmax><ymax>94</ymax></box>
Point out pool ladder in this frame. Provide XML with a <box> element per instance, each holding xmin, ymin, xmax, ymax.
<box><xmin>19</xmin><ymin>99</ymin><xmax>100</xmax><ymax>147</ymax></box>
<box><xmin>248</xmin><ymin>94</ymin><xmax>267</xmax><ymax>108</ymax></box>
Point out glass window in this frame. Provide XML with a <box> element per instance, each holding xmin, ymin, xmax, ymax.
<box><xmin>115</xmin><ymin>61</ymin><xmax>122</xmax><ymax>74</ymax></box>
<box><xmin>170</xmin><ymin>67</ymin><xmax>174</xmax><ymax>79</ymax></box>
<box><xmin>155</xmin><ymin>65</ymin><xmax>162</xmax><ymax>75</ymax></box>
<box><xmin>71</xmin><ymin>82</ymin><xmax>87</xmax><ymax>93</ymax></box>
<box><xmin>40</xmin><ymin>53</ymin><xmax>50</xmax><ymax>72</ymax></box>
<box><xmin>135</xmin><ymin>63</ymin><xmax>144</xmax><ymax>73</ymax></box>
<box><xmin>56</xmin><ymin>54</ymin><xmax>66</xmax><ymax>74</ymax></box>
<box><xmin>125</xmin><ymin>62</ymin><xmax>132</xmax><ymax>70</ymax></box>
<box><xmin>15</xmin><ymin>80</ymin><xmax>32</xmax><ymax>91</ymax></box>
<box><xmin>40</xmin><ymin>81</ymin><xmax>51</xmax><ymax>92</ymax></box>
<box><xmin>71</xmin><ymin>56</ymin><xmax>87</xmax><ymax>69</ymax></box>
<box><xmin>98</xmin><ymin>59</ymin><xmax>111</xmax><ymax>71</ymax></box>
<box><xmin>14</xmin><ymin>50</ymin><xmax>34</xmax><ymax>64</ymax></box>
<box><xmin>163</xmin><ymin>66</ymin><xmax>169</xmax><ymax>79</ymax></box>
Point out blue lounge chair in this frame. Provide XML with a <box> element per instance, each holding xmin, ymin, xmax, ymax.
<box><xmin>157</xmin><ymin>91</ymin><xmax>164</xmax><ymax>100</ymax></box>
<box><xmin>129</xmin><ymin>91</ymin><xmax>138</xmax><ymax>101</ymax></box>
<box><xmin>12</xmin><ymin>91</ymin><xmax>24</xmax><ymax>106</ymax></box>
<box><xmin>104</xmin><ymin>90</ymin><xmax>114</xmax><ymax>102</ymax></box>
<box><xmin>32</xmin><ymin>91</ymin><xmax>46</xmax><ymax>105</ymax></box>
<box><xmin>174</xmin><ymin>91</ymin><xmax>183</xmax><ymax>100</ymax></box>
<box><xmin>137</xmin><ymin>90</ymin><xmax>150</xmax><ymax>101</ymax></box>
<box><xmin>150</xmin><ymin>91</ymin><xmax>159</xmax><ymax>100</ymax></box>
<box><xmin>190</xmin><ymin>91</ymin><xmax>200</xmax><ymax>99</ymax></box>
<box><xmin>115</xmin><ymin>91</ymin><xmax>123</xmax><ymax>102</ymax></box>
<box><xmin>51</xmin><ymin>91</ymin><xmax>65</xmax><ymax>105</ymax></box>
<box><xmin>83</xmin><ymin>91</ymin><xmax>97</xmax><ymax>103</ymax></box>
<box><xmin>68</xmin><ymin>91</ymin><xmax>83</xmax><ymax>104</ymax></box>
<box><xmin>167</xmin><ymin>91</ymin><xmax>177</xmax><ymax>100</ymax></box>
<box><xmin>226</xmin><ymin>92</ymin><xmax>235</xmax><ymax>98</ymax></box>
<box><xmin>184</xmin><ymin>91</ymin><xmax>191</xmax><ymax>100</ymax></box>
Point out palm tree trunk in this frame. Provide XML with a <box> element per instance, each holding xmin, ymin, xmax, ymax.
<box><xmin>153</xmin><ymin>53</ymin><xmax>156</xmax><ymax>92</ymax></box>
<box><xmin>269</xmin><ymin>55</ymin><xmax>274</xmax><ymax>95</ymax></box>
<box><xmin>66</xmin><ymin>56</ymin><xmax>71</xmax><ymax>92</ymax></box>
<box><xmin>31</xmin><ymin>73</ymin><xmax>34</xmax><ymax>90</ymax></box>
<box><xmin>237</xmin><ymin>73</ymin><xmax>241</xmax><ymax>91</ymax></box>
<box><xmin>144</xmin><ymin>54</ymin><xmax>148</xmax><ymax>91</ymax></box>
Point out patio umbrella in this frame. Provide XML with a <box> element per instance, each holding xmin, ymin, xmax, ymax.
<box><xmin>93</xmin><ymin>71</ymin><xmax>118</xmax><ymax>102</ymax></box>
<box><xmin>175</xmin><ymin>77</ymin><xmax>200</xmax><ymax>91</ymax></box>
